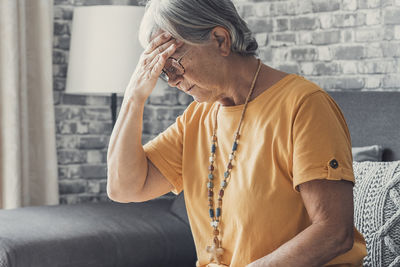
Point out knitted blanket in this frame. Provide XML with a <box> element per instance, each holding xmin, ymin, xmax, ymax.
<box><xmin>353</xmin><ymin>161</ymin><xmax>400</xmax><ymax>267</ymax></box>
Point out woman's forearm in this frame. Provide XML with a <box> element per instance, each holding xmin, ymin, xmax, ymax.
<box><xmin>106</xmin><ymin>97</ymin><xmax>148</xmax><ymax>202</ymax></box>
<box><xmin>247</xmin><ymin>222</ymin><xmax>353</xmax><ymax>267</ymax></box>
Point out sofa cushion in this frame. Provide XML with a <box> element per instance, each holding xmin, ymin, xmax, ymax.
<box><xmin>352</xmin><ymin>145</ymin><xmax>384</xmax><ymax>162</ymax></box>
<box><xmin>0</xmin><ymin>198</ymin><xmax>196</xmax><ymax>267</ymax></box>
<box><xmin>353</xmin><ymin>160</ymin><xmax>400</xmax><ymax>267</ymax></box>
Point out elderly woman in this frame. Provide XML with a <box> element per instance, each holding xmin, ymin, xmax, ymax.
<box><xmin>107</xmin><ymin>0</ymin><xmax>367</xmax><ymax>266</ymax></box>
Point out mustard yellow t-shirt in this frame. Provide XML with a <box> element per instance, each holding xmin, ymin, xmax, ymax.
<box><xmin>143</xmin><ymin>74</ymin><xmax>367</xmax><ymax>267</ymax></box>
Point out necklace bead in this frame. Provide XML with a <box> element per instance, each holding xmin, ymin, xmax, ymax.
<box><xmin>209</xmin><ymin>209</ymin><xmax>214</xmax><ymax>218</ymax></box>
<box><xmin>211</xmin><ymin>220</ymin><xmax>219</xmax><ymax>227</ymax></box>
<box><xmin>216</xmin><ymin>207</ymin><xmax>221</xmax><ymax>217</ymax></box>
<box><xmin>232</xmin><ymin>142</ymin><xmax>238</xmax><ymax>151</ymax></box>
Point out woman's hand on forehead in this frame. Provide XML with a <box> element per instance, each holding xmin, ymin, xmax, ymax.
<box><xmin>148</xmin><ymin>31</ymin><xmax>184</xmax><ymax>55</ymax></box>
<box><xmin>123</xmin><ymin>31</ymin><xmax>182</xmax><ymax>102</ymax></box>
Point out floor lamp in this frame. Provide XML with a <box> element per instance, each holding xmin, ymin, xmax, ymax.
<box><xmin>66</xmin><ymin>6</ymin><xmax>145</xmax><ymax>129</ymax></box>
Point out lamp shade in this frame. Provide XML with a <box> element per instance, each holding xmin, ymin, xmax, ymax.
<box><xmin>66</xmin><ymin>6</ymin><xmax>145</xmax><ymax>95</ymax></box>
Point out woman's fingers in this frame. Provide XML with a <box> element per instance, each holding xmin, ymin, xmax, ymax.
<box><xmin>149</xmin><ymin>42</ymin><xmax>178</xmax><ymax>77</ymax></box>
<box><xmin>147</xmin><ymin>38</ymin><xmax>176</xmax><ymax>60</ymax></box>
<box><xmin>143</xmin><ymin>32</ymin><xmax>171</xmax><ymax>55</ymax></box>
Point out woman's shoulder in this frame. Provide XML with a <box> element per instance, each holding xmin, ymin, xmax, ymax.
<box><xmin>276</xmin><ymin>74</ymin><xmax>331</xmax><ymax>105</ymax></box>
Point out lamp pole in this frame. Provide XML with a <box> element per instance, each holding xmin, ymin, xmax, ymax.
<box><xmin>111</xmin><ymin>93</ymin><xmax>117</xmax><ymax>129</ymax></box>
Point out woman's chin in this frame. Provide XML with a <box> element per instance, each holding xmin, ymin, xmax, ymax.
<box><xmin>191</xmin><ymin>94</ymin><xmax>207</xmax><ymax>103</ymax></box>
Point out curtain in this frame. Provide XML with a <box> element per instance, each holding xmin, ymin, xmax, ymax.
<box><xmin>0</xmin><ymin>0</ymin><xmax>59</xmax><ymax>209</ymax></box>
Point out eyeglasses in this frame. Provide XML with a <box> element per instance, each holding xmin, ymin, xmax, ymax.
<box><xmin>159</xmin><ymin>48</ymin><xmax>191</xmax><ymax>82</ymax></box>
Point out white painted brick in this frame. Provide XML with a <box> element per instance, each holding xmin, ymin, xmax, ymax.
<box><xmin>382</xmin><ymin>0</ymin><xmax>393</xmax><ymax>6</ymax></box>
<box><xmin>359</xmin><ymin>0</ymin><xmax>381</xmax><ymax>9</ymax></box>
<box><xmin>335</xmin><ymin>77</ymin><xmax>365</xmax><ymax>89</ymax></box>
<box><xmin>87</xmin><ymin>180</ymin><xmax>101</xmax><ymax>194</ymax></box>
<box><xmin>341</xmin><ymin>61</ymin><xmax>358</xmax><ymax>74</ymax></box>
<box><xmin>87</xmin><ymin>151</ymin><xmax>103</xmax><ymax>163</ymax></box>
<box><xmin>312</xmin><ymin>0</ymin><xmax>340</xmax><ymax>12</ymax></box>
<box><xmin>272</xmin><ymin>47</ymin><xmax>290</xmax><ymax>62</ymax></box>
<box><xmin>342</xmin><ymin>29</ymin><xmax>355</xmax><ymax>42</ymax></box>
<box><xmin>383</xmin><ymin>74</ymin><xmax>400</xmax><ymax>88</ymax></box>
<box><xmin>384</xmin><ymin>26</ymin><xmax>395</xmax><ymax>40</ymax></box>
<box><xmin>270</xmin><ymin>2</ymin><xmax>290</xmax><ymax>16</ymax></box>
<box><xmin>290</xmin><ymin>17</ymin><xmax>318</xmax><ymax>31</ymax></box>
<box><xmin>396</xmin><ymin>60</ymin><xmax>400</xmax><ymax>72</ymax></box>
<box><xmin>333</xmin><ymin>13</ymin><xmax>366</xmax><ymax>27</ymax></box>
<box><xmin>275</xmin><ymin>18</ymin><xmax>289</xmax><ymax>32</ymax></box>
<box><xmin>342</xmin><ymin>0</ymin><xmax>357</xmax><ymax>10</ymax></box>
<box><xmin>395</xmin><ymin>26</ymin><xmax>400</xmax><ymax>39</ymax></box>
<box><xmin>366</xmin><ymin>43</ymin><xmax>383</xmax><ymax>58</ymax></box>
<box><xmin>381</xmin><ymin>42</ymin><xmax>400</xmax><ymax>57</ymax></box>
<box><xmin>254</xmin><ymin>2</ymin><xmax>271</xmax><ymax>17</ymax></box>
<box><xmin>355</xmin><ymin>28</ymin><xmax>383</xmax><ymax>42</ymax></box>
<box><xmin>365</xmin><ymin>76</ymin><xmax>382</xmax><ymax>88</ymax></box>
<box><xmin>255</xmin><ymin>33</ymin><xmax>268</xmax><ymax>47</ymax></box>
<box><xmin>296</xmin><ymin>1</ymin><xmax>313</xmax><ymax>14</ymax></box>
<box><xmin>259</xmin><ymin>47</ymin><xmax>272</xmax><ymax>62</ymax></box>
<box><xmin>54</xmin><ymin>6</ymin><xmax>63</xmax><ymax>19</ymax></box>
<box><xmin>235</xmin><ymin>3</ymin><xmax>254</xmax><ymax>18</ymax></box>
<box><xmin>312</xmin><ymin>30</ymin><xmax>341</xmax><ymax>44</ymax></box>
<box><xmin>286</xmin><ymin>2</ymin><xmax>298</xmax><ymax>15</ymax></box>
<box><xmin>384</xmin><ymin>8</ymin><xmax>400</xmax><ymax>24</ymax></box>
<box><xmin>358</xmin><ymin>60</ymin><xmax>397</xmax><ymax>73</ymax></box>
<box><xmin>319</xmin><ymin>14</ymin><xmax>332</xmax><ymax>29</ymax></box>
<box><xmin>297</xmin><ymin>32</ymin><xmax>313</xmax><ymax>44</ymax></box>
<box><xmin>318</xmin><ymin>46</ymin><xmax>332</xmax><ymax>61</ymax></box>
<box><xmin>271</xmin><ymin>33</ymin><xmax>296</xmax><ymax>47</ymax></box>
<box><xmin>364</xmin><ymin>9</ymin><xmax>381</xmax><ymax>25</ymax></box>
<box><xmin>301</xmin><ymin>62</ymin><xmax>314</xmax><ymax>75</ymax></box>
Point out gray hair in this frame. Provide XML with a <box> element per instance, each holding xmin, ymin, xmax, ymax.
<box><xmin>138</xmin><ymin>0</ymin><xmax>258</xmax><ymax>56</ymax></box>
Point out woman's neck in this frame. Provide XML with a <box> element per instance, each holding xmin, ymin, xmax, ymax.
<box><xmin>217</xmin><ymin>56</ymin><xmax>261</xmax><ymax>106</ymax></box>
<box><xmin>217</xmin><ymin>57</ymin><xmax>287</xmax><ymax>107</ymax></box>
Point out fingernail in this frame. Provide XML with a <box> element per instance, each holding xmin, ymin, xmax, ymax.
<box><xmin>164</xmin><ymin>33</ymin><xmax>171</xmax><ymax>38</ymax></box>
<box><xmin>176</xmin><ymin>39</ymin><xmax>183</xmax><ymax>44</ymax></box>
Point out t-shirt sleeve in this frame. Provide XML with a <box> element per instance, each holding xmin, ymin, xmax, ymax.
<box><xmin>291</xmin><ymin>90</ymin><xmax>355</xmax><ymax>193</ymax></box>
<box><xmin>143</xmin><ymin>112</ymin><xmax>185</xmax><ymax>195</ymax></box>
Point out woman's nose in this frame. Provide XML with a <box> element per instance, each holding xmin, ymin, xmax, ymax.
<box><xmin>167</xmin><ymin>74</ymin><xmax>184</xmax><ymax>88</ymax></box>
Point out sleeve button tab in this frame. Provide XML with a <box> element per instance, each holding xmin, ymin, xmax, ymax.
<box><xmin>329</xmin><ymin>159</ymin><xmax>339</xmax><ymax>169</ymax></box>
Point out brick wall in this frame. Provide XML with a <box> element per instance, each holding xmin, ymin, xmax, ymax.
<box><xmin>53</xmin><ymin>0</ymin><xmax>400</xmax><ymax>204</ymax></box>
<box><xmin>234</xmin><ymin>0</ymin><xmax>400</xmax><ymax>90</ymax></box>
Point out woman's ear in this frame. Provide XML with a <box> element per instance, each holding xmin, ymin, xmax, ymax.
<box><xmin>210</xmin><ymin>26</ymin><xmax>231</xmax><ymax>56</ymax></box>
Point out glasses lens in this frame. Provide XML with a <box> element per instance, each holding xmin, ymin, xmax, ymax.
<box><xmin>160</xmin><ymin>58</ymin><xmax>185</xmax><ymax>82</ymax></box>
<box><xmin>160</xmin><ymin>70</ymin><xmax>169</xmax><ymax>82</ymax></box>
<box><xmin>170</xmin><ymin>60</ymin><xmax>185</xmax><ymax>76</ymax></box>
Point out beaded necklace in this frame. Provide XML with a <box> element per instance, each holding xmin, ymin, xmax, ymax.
<box><xmin>206</xmin><ymin>59</ymin><xmax>262</xmax><ymax>265</ymax></box>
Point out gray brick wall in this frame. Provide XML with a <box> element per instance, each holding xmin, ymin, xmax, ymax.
<box><xmin>54</xmin><ymin>0</ymin><xmax>400</xmax><ymax>204</ymax></box>
<box><xmin>234</xmin><ymin>0</ymin><xmax>400</xmax><ymax>90</ymax></box>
